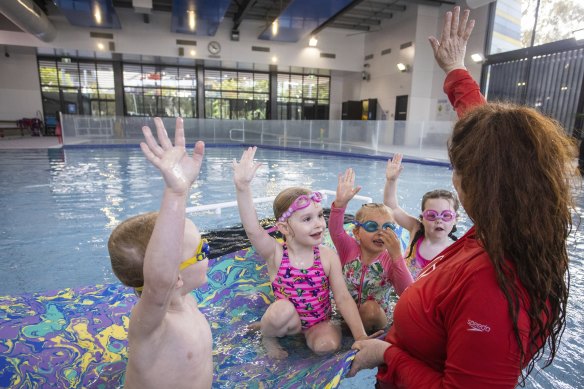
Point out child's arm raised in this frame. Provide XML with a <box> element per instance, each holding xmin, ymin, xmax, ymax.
<box><xmin>383</xmin><ymin>153</ymin><xmax>420</xmax><ymax>233</ymax></box>
<box><xmin>134</xmin><ymin>117</ymin><xmax>204</xmax><ymax>333</ymax></box>
<box><xmin>333</xmin><ymin>168</ymin><xmax>361</xmax><ymax>209</ymax></box>
<box><xmin>233</xmin><ymin>146</ymin><xmax>280</xmax><ymax>265</ymax></box>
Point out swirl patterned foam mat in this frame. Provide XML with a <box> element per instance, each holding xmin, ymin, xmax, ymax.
<box><xmin>0</xmin><ymin>222</ymin><xmax>408</xmax><ymax>388</ymax></box>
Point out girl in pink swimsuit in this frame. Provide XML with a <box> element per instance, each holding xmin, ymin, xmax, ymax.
<box><xmin>233</xmin><ymin>146</ymin><xmax>377</xmax><ymax>360</ymax></box>
<box><xmin>384</xmin><ymin>153</ymin><xmax>459</xmax><ymax>279</ymax></box>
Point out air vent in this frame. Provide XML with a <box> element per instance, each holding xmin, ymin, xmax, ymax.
<box><xmin>381</xmin><ymin>48</ymin><xmax>392</xmax><ymax>56</ymax></box>
<box><xmin>252</xmin><ymin>46</ymin><xmax>270</xmax><ymax>52</ymax></box>
<box><xmin>109</xmin><ymin>42</ymin><xmax>116</xmax><ymax>52</ymax></box>
<box><xmin>176</xmin><ymin>39</ymin><xmax>197</xmax><ymax>46</ymax></box>
<box><xmin>320</xmin><ymin>52</ymin><xmax>336</xmax><ymax>59</ymax></box>
<box><xmin>400</xmin><ymin>42</ymin><xmax>413</xmax><ymax>50</ymax></box>
<box><xmin>364</xmin><ymin>54</ymin><xmax>374</xmax><ymax>60</ymax></box>
<box><xmin>178</xmin><ymin>47</ymin><xmax>184</xmax><ymax>57</ymax></box>
<box><xmin>90</xmin><ymin>32</ymin><xmax>114</xmax><ymax>39</ymax></box>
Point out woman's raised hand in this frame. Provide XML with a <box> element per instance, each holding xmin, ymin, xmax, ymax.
<box><xmin>428</xmin><ymin>6</ymin><xmax>475</xmax><ymax>74</ymax></box>
<box><xmin>140</xmin><ymin>117</ymin><xmax>204</xmax><ymax>195</ymax></box>
<box><xmin>233</xmin><ymin>146</ymin><xmax>262</xmax><ymax>190</ymax></box>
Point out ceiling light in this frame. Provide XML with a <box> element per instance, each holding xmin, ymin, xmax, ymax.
<box><xmin>271</xmin><ymin>56</ymin><xmax>278</xmax><ymax>63</ymax></box>
<box><xmin>94</xmin><ymin>4</ymin><xmax>102</xmax><ymax>25</ymax></box>
<box><xmin>397</xmin><ymin>63</ymin><xmax>409</xmax><ymax>72</ymax></box>
<box><xmin>188</xmin><ymin>10</ymin><xmax>196</xmax><ymax>31</ymax></box>
<box><xmin>272</xmin><ymin>19</ymin><xmax>279</xmax><ymax>36</ymax></box>
<box><xmin>309</xmin><ymin>36</ymin><xmax>318</xmax><ymax>47</ymax></box>
<box><xmin>97</xmin><ymin>42</ymin><xmax>105</xmax><ymax>50</ymax></box>
<box><xmin>471</xmin><ymin>53</ymin><xmax>484</xmax><ymax>63</ymax></box>
<box><xmin>190</xmin><ymin>49</ymin><xmax>196</xmax><ymax>56</ymax></box>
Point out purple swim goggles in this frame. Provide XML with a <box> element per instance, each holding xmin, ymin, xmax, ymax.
<box><xmin>278</xmin><ymin>191</ymin><xmax>323</xmax><ymax>222</ymax></box>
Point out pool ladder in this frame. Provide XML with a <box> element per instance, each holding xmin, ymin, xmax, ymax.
<box><xmin>186</xmin><ymin>189</ymin><xmax>373</xmax><ymax>215</ymax></box>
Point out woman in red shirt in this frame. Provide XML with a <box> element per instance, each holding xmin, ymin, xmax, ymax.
<box><xmin>347</xmin><ymin>7</ymin><xmax>574</xmax><ymax>388</ymax></box>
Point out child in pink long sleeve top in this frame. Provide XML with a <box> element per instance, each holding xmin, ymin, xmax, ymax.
<box><xmin>329</xmin><ymin>168</ymin><xmax>413</xmax><ymax>332</ymax></box>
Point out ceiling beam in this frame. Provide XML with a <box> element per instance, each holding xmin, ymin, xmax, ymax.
<box><xmin>232</xmin><ymin>0</ymin><xmax>256</xmax><ymax>31</ymax></box>
<box><xmin>310</xmin><ymin>0</ymin><xmax>369</xmax><ymax>36</ymax></box>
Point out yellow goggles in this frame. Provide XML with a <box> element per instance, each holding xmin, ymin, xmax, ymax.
<box><xmin>179</xmin><ymin>238</ymin><xmax>210</xmax><ymax>271</ymax></box>
<box><xmin>135</xmin><ymin>238</ymin><xmax>210</xmax><ymax>292</ymax></box>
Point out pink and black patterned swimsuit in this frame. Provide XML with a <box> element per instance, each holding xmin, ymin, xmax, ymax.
<box><xmin>271</xmin><ymin>244</ymin><xmax>332</xmax><ymax>330</ymax></box>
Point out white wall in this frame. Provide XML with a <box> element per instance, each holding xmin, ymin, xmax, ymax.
<box><xmin>0</xmin><ymin>3</ymin><xmax>491</xmax><ymax>123</ymax></box>
<box><xmin>0</xmin><ymin>46</ymin><xmax>43</xmax><ymax>121</ymax></box>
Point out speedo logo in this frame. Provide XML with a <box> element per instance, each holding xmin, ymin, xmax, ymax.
<box><xmin>467</xmin><ymin>319</ymin><xmax>491</xmax><ymax>332</ymax></box>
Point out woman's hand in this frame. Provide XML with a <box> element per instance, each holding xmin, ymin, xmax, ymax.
<box><xmin>233</xmin><ymin>146</ymin><xmax>262</xmax><ymax>191</ymax></box>
<box><xmin>140</xmin><ymin>117</ymin><xmax>204</xmax><ymax>195</ymax></box>
<box><xmin>334</xmin><ymin>168</ymin><xmax>361</xmax><ymax>208</ymax></box>
<box><xmin>428</xmin><ymin>6</ymin><xmax>475</xmax><ymax>74</ymax></box>
<box><xmin>347</xmin><ymin>339</ymin><xmax>391</xmax><ymax>377</ymax></box>
<box><xmin>385</xmin><ymin>153</ymin><xmax>404</xmax><ymax>182</ymax></box>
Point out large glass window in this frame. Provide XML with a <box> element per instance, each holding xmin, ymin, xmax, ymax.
<box><xmin>490</xmin><ymin>0</ymin><xmax>584</xmax><ymax>55</ymax></box>
<box><xmin>277</xmin><ymin>73</ymin><xmax>330</xmax><ymax>120</ymax></box>
<box><xmin>38</xmin><ymin>58</ymin><xmax>115</xmax><ymax>129</ymax></box>
<box><xmin>122</xmin><ymin>64</ymin><xmax>197</xmax><ymax>117</ymax></box>
<box><xmin>203</xmin><ymin>69</ymin><xmax>269</xmax><ymax>119</ymax></box>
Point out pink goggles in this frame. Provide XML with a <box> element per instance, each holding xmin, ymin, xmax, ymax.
<box><xmin>278</xmin><ymin>192</ymin><xmax>323</xmax><ymax>222</ymax></box>
<box><xmin>422</xmin><ymin>209</ymin><xmax>456</xmax><ymax>222</ymax></box>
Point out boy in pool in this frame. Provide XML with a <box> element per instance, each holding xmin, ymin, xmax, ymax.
<box><xmin>108</xmin><ymin>118</ymin><xmax>212</xmax><ymax>389</ymax></box>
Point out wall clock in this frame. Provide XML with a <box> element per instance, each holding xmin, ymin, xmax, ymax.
<box><xmin>208</xmin><ymin>41</ymin><xmax>221</xmax><ymax>55</ymax></box>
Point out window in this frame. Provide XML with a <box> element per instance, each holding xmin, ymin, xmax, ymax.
<box><xmin>276</xmin><ymin>73</ymin><xmax>330</xmax><ymax>120</ymax></box>
<box><xmin>37</xmin><ymin>58</ymin><xmax>115</xmax><ymax>121</ymax></box>
<box><xmin>203</xmin><ymin>69</ymin><xmax>269</xmax><ymax>119</ymax></box>
<box><xmin>490</xmin><ymin>0</ymin><xmax>584</xmax><ymax>55</ymax></box>
<box><xmin>122</xmin><ymin>64</ymin><xmax>198</xmax><ymax>117</ymax></box>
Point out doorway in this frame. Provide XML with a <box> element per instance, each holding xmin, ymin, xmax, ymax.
<box><xmin>393</xmin><ymin>95</ymin><xmax>408</xmax><ymax>145</ymax></box>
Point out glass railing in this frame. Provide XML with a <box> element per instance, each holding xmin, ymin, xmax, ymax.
<box><xmin>60</xmin><ymin>115</ymin><xmax>455</xmax><ymax>163</ymax></box>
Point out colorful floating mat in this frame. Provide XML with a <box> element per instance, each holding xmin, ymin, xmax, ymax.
<box><xmin>0</xmin><ymin>220</ymin><xmax>408</xmax><ymax>388</ymax></box>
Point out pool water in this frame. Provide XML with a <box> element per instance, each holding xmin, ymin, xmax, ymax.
<box><xmin>0</xmin><ymin>146</ymin><xmax>582</xmax><ymax>389</ymax></box>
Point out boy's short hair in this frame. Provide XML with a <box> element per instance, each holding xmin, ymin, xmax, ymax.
<box><xmin>108</xmin><ymin>212</ymin><xmax>158</xmax><ymax>289</ymax></box>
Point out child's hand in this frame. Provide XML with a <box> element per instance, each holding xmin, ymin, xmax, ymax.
<box><xmin>233</xmin><ymin>146</ymin><xmax>262</xmax><ymax>191</ymax></box>
<box><xmin>140</xmin><ymin>117</ymin><xmax>204</xmax><ymax>195</ymax></box>
<box><xmin>379</xmin><ymin>228</ymin><xmax>403</xmax><ymax>260</ymax></box>
<box><xmin>355</xmin><ymin>330</ymin><xmax>385</xmax><ymax>341</ymax></box>
<box><xmin>385</xmin><ymin>153</ymin><xmax>404</xmax><ymax>182</ymax></box>
<box><xmin>334</xmin><ymin>168</ymin><xmax>361</xmax><ymax>208</ymax></box>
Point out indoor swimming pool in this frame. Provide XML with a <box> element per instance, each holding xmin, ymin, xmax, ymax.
<box><xmin>0</xmin><ymin>146</ymin><xmax>582</xmax><ymax>389</ymax></box>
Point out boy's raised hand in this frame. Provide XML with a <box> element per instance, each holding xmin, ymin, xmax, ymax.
<box><xmin>385</xmin><ymin>153</ymin><xmax>404</xmax><ymax>182</ymax></box>
<box><xmin>334</xmin><ymin>168</ymin><xmax>361</xmax><ymax>208</ymax></box>
<box><xmin>140</xmin><ymin>117</ymin><xmax>204</xmax><ymax>195</ymax></box>
<box><xmin>233</xmin><ymin>146</ymin><xmax>262</xmax><ymax>190</ymax></box>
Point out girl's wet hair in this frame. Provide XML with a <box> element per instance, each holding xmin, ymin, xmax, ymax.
<box><xmin>406</xmin><ymin>189</ymin><xmax>459</xmax><ymax>258</ymax></box>
<box><xmin>273</xmin><ymin>187</ymin><xmax>312</xmax><ymax>221</ymax></box>
<box><xmin>355</xmin><ymin>203</ymin><xmax>392</xmax><ymax>223</ymax></box>
<box><xmin>448</xmin><ymin>102</ymin><xmax>575</xmax><ymax>383</ymax></box>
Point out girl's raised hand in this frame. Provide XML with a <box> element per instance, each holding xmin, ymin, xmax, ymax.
<box><xmin>233</xmin><ymin>146</ymin><xmax>262</xmax><ymax>190</ymax></box>
<box><xmin>334</xmin><ymin>168</ymin><xmax>361</xmax><ymax>208</ymax></box>
<box><xmin>385</xmin><ymin>153</ymin><xmax>404</xmax><ymax>182</ymax></box>
<box><xmin>140</xmin><ymin>117</ymin><xmax>204</xmax><ymax>195</ymax></box>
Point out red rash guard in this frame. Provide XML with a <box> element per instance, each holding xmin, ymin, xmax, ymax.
<box><xmin>376</xmin><ymin>70</ymin><xmax>536</xmax><ymax>388</ymax></box>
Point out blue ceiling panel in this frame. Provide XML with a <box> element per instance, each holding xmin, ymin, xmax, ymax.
<box><xmin>55</xmin><ymin>0</ymin><xmax>121</xmax><ymax>29</ymax></box>
<box><xmin>171</xmin><ymin>0</ymin><xmax>231</xmax><ymax>36</ymax></box>
<box><xmin>258</xmin><ymin>0</ymin><xmax>353</xmax><ymax>42</ymax></box>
